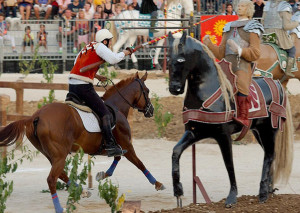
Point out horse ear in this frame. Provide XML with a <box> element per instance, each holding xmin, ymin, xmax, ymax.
<box><xmin>180</xmin><ymin>30</ymin><xmax>187</xmax><ymax>45</ymax></box>
<box><xmin>141</xmin><ymin>72</ymin><xmax>148</xmax><ymax>81</ymax></box>
<box><xmin>135</xmin><ymin>71</ymin><xmax>140</xmax><ymax>79</ymax></box>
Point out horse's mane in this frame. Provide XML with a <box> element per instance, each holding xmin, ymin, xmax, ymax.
<box><xmin>182</xmin><ymin>37</ymin><xmax>235</xmax><ymax>114</ymax></box>
<box><xmin>102</xmin><ymin>76</ymin><xmax>135</xmax><ymax>100</ymax></box>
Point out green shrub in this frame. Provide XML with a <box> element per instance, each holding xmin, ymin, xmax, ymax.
<box><xmin>0</xmin><ymin>146</ymin><xmax>39</xmax><ymax>213</ymax></box>
<box><xmin>98</xmin><ymin>179</ymin><xmax>125</xmax><ymax>213</ymax></box>
<box><xmin>152</xmin><ymin>93</ymin><xmax>173</xmax><ymax>138</ymax></box>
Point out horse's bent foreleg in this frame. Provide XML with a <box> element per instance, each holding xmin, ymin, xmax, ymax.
<box><xmin>215</xmin><ymin>133</ymin><xmax>237</xmax><ymax>207</ymax></box>
<box><xmin>153</xmin><ymin>39</ymin><xmax>164</xmax><ymax>69</ymax></box>
<box><xmin>124</xmin><ymin>146</ymin><xmax>165</xmax><ymax>191</ymax></box>
<box><xmin>48</xmin><ymin>158</ymin><xmax>67</xmax><ymax>213</ymax></box>
<box><xmin>172</xmin><ymin>131</ymin><xmax>196</xmax><ymax>198</ymax></box>
<box><xmin>96</xmin><ymin>156</ymin><xmax>121</xmax><ymax>182</ymax></box>
<box><xmin>126</xmin><ymin>35</ymin><xmax>138</xmax><ymax>65</ymax></box>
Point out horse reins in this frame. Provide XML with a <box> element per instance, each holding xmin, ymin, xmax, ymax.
<box><xmin>100</xmin><ymin>78</ymin><xmax>152</xmax><ymax>113</ymax></box>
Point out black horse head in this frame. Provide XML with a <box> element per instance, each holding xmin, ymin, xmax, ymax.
<box><xmin>168</xmin><ymin>31</ymin><xmax>189</xmax><ymax>95</ymax></box>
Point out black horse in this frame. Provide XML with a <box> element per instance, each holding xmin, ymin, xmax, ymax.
<box><xmin>167</xmin><ymin>31</ymin><xmax>294</xmax><ymax>207</ymax></box>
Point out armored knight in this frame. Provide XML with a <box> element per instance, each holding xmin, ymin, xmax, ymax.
<box><xmin>262</xmin><ymin>0</ymin><xmax>300</xmax><ymax>77</ymax></box>
<box><xmin>203</xmin><ymin>0</ymin><xmax>264</xmax><ymax>128</ymax></box>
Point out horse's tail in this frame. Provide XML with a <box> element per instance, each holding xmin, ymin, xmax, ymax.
<box><xmin>0</xmin><ymin>118</ymin><xmax>33</xmax><ymax>147</ymax></box>
<box><xmin>273</xmin><ymin>96</ymin><xmax>294</xmax><ymax>184</ymax></box>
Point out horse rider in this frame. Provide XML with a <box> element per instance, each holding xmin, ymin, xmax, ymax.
<box><xmin>262</xmin><ymin>0</ymin><xmax>300</xmax><ymax>77</ymax></box>
<box><xmin>68</xmin><ymin>29</ymin><xmax>132</xmax><ymax>157</ymax></box>
<box><xmin>140</xmin><ymin>0</ymin><xmax>159</xmax><ymax>33</ymax></box>
<box><xmin>203</xmin><ymin>0</ymin><xmax>264</xmax><ymax>128</ymax></box>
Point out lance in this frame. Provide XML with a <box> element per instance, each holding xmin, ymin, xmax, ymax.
<box><xmin>80</xmin><ymin>15</ymin><xmax>217</xmax><ymax>73</ymax></box>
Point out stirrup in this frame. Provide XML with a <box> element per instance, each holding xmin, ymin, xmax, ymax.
<box><xmin>105</xmin><ymin>145</ymin><xmax>127</xmax><ymax>157</ymax></box>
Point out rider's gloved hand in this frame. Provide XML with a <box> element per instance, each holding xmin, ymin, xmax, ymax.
<box><xmin>203</xmin><ymin>35</ymin><xmax>211</xmax><ymax>46</ymax></box>
<box><xmin>227</xmin><ymin>39</ymin><xmax>242</xmax><ymax>56</ymax></box>
<box><xmin>125</xmin><ymin>47</ymin><xmax>134</xmax><ymax>55</ymax></box>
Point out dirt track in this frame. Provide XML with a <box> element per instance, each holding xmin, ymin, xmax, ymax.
<box><xmin>2</xmin><ymin>72</ymin><xmax>300</xmax><ymax>212</ymax></box>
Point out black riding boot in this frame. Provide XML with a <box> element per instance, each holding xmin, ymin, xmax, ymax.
<box><xmin>101</xmin><ymin>114</ymin><xmax>127</xmax><ymax>157</ymax></box>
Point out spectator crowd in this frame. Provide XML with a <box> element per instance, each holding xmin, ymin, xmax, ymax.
<box><xmin>1</xmin><ymin>0</ymin><xmax>300</xmax><ymax>54</ymax></box>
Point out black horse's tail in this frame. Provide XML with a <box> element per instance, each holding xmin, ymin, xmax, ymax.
<box><xmin>273</xmin><ymin>96</ymin><xmax>294</xmax><ymax>184</ymax></box>
<box><xmin>0</xmin><ymin>118</ymin><xmax>33</xmax><ymax>147</ymax></box>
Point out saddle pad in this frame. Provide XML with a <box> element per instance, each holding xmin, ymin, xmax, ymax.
<box><xmin>264</xmin><ymin>43</ymin><xmax>298</xmax><ymax>72</ymax></box>
<box><xmin>74</xmin><ymin>108</ymin><xmax>101</xmax><ymax>133</ymax></box>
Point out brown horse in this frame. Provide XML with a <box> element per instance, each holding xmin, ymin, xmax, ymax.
<box><xmin>0</xmin><ymin>72</ymin><xmax>165</xmax><ymax>213</ymax></box>
<box><xmin>256</xmin><ymin>33</ymin><xmax>300</xmax><ymax>87</ymax></box>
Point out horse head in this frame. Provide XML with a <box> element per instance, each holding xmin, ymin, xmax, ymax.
<box><xmin>133</xmin><ymin>72</ymin><xmax>154</xmax><ymax>118</ymax></box>
<box><xmin>168</xmin><ymin>31</ymin><xmax>193</xmax><ymax>95</ymax></box>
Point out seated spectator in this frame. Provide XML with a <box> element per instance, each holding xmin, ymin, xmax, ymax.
<box><xmin>33</xmin><ymin>0</ymin><xmax>52</xmax><ymax>20</ymax></box>
<box><xmin>51</xmin><ymin>0</ymin><xmax>59</xmax><ymax>19</ymax></box>
<box><xmin>0</xmin><ymin>13</ymin><xmax>17</xmax><ymax>53</ymax></box>
<box><xmin>0</xmin><ymin>0</ymin><xmax>4</xmax><ymax>14</ymax></box>
<box><xmin>102</xmin><ymin>0</ymin><xmax>115</xmax><ymax>19</ymax></box>
<box><xmin>114</xmin><ymin>3</ymin><xmax>122</xmax><ymax>15</ymax></box>
<box><xmin>67</xmin><ymin>0</ymin><xmax>83</xmax><ymax>17</ymax></box>
<box><xmin>18</xmin><ymin>0</ymin><xmax>33</xmax><ymax>21</ymax></box>
<box><xmin>83</xmin><ymin>2</ymin><xmax>93</xmax><ymax>20</ymax></box>
<box><xmin>118</xmin><ymin>0</ymin><xmax>127</xmax><ymax>10</ymax></box>
<box><xmin>90</xmin><ymin>11</ymin><xmax>104</xmax><ymax>41</ymax></box>
<box><xmin>289</xmin><ymin>0</ymin><xmax>297</xmax><ymax>14</ymax></box>
<box><xmin>56</xmin><ymin>8</ymin><xmax>77</xmax><ymax>53</ymax></box>
<box><xmin>253</xmin><ymin>0</ymin><xmax>264</xmax><ymax>20</ymax></box>
<box><xmin>223</xmin><ymin>3</ymin><xmax>236</xmax><ymax>15</ymax></box>
<box><xmin>23</xmin><ymin>25</ymin><xmax>34</xmax><ymax>53</ymax></box>
<box><xmin>37</xmin><ymin>24</ymin><xmax>47</xmax><ymax>52</ymax></box>
<box><xmin>130</xmin><ymin>0</ymin><xmax>139</xmax><ymax>10</ymax></box>
<box><xmin>86</xmin><ymin>0</ymin><xmax>94</xmax><ymax>13</ymax></box>
<box><xmin>75</xmin><ymin>9</ymin><xmax>89</xmax><ymax>49</ymax></box>
<box><xmin>4</xmin><ymin>0</ymin><xmax>17</xmax><ymax>17</ymax></box>
<box><xmin>57</xmin><ymin>0</ymin><xmax>71</xmax><ymax>17</ymax></box>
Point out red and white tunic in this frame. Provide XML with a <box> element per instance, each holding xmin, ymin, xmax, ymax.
<box><xmin>69</xmin><ymin>42</ymin><xmax>125</xmax><ymax>84</ymax></box>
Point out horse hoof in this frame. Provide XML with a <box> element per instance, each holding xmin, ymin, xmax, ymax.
<box><xmin>225</xmin><ymin>203</ymin><xmax>234</xmax><ymax>208</ymax></box>
<box><xmin>156</xmin><ymin>184</ymin><xmax>166</xmax><ymax>191</ymax></box>
<box><xmin>133</xmin><ymin>62</ymin><xmax>139</xmax><ymax>70</ymax></box>
<box><xmin>62</xmin><ymin>208</ymin><xmax>67</xmax><ymax>213</ymax></box>
<box><xmin>114</xmin><ymin>64</ymin><xmax>121</xmax><ymax>70</ymax></box>
<box><xmin>154</xmin><ymin>63</ymin><xmax>162</xmax><ymax>70</ymax></box>
<box><xmin>96</xmin><ymin>171</ymin><xmax>106</xmax><ymax>182</ymax></box>
<box><xmin>81</xmin><ymin>189</ymin><xmax>92</xmax><ymax>198</ymax></box>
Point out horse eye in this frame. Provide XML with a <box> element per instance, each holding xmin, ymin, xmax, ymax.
<box><xmin>177</xmin><ymin>58</ymin><xmax>185</xmax><ymax>63</ymax></box>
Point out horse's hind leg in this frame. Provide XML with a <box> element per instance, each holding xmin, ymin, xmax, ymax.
<box><xmin>252</xmin><ymin>127</ymin><xmax>276</xmax><ymax>203</ymax></box>
<box><xmin>125</xmin><ymin>147</ymin><xmax>165</xmax><ymax>191</ymax></box>
<box><xmin>215</xmin><ymin>132</ymin><xmax>237</xmax><ymax>207</ymax></box>
<box><xmin>96</xmin><ymin>156</ymin><xmax>121</xmax><ymax>181</ymax></box>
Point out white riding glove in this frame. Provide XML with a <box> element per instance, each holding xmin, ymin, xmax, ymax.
<box><xmin>203</xmin><ymin>35</ymin><xmax>211</xmax><ymax>45</ymax></box>
<box><xmin>227</xmin><ymin>39</ymin><xmax>242</xmax><ymax>56</ymax></box>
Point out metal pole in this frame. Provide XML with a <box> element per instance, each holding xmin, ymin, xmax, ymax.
<box><xmin>163</xmin><ymin>0</ymin><xmax>168</xmax><ymax>73</ymax></box>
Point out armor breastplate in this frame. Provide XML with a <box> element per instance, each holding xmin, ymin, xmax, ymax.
<box><xmin>264</xmin><ymin>2</ymin><xmax>282</xmax><ymax>29</ymax></box>
<box><xmin>225</xmin><ymin>28</ymin><xmax>249</xmax><ymax>56</ymax></box>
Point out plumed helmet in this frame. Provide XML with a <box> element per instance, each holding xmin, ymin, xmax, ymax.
<box><xmin>95</xmin><ymin>29</ymin><xmax>113</xmax><ymax>42</ymax></box>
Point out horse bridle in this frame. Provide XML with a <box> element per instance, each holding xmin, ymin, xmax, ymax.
<box><xmin>104</xmin><ymin>78</ymin><xmax>153</xmax><ymax>116</ymax></box>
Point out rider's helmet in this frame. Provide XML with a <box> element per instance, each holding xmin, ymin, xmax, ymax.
<box><xmin>95</xmin><ymin>29</ymin><xmax>113</xmax><ymax>43</ymax></box>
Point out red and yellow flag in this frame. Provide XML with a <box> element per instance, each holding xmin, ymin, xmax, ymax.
<box><xmin>201</xmin><ymin>15</ymin><xmax>238</xmax><ymax>45</ymax></box>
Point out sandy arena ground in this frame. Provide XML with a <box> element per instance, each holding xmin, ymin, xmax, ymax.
<box><xmin>1</xmin><ymin>72</ymin><xmax>300</xmax><ymax>212</ymax></box>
